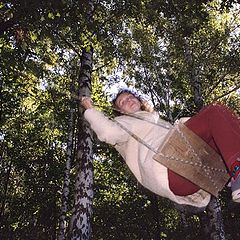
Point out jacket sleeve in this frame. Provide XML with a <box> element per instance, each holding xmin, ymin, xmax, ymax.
<box><xmin>84</xmin><ymin>108</ymin><xmax>130</xmax><ymax>145</ymax></box>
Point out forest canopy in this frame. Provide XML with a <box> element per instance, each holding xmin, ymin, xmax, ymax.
<box><xmin>0</xmin><ymin>0</ymin><xmax>240</xmax><ymax>239</ymax></box>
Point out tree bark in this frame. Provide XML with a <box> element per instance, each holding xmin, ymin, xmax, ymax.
<box><xmin>182</xmin><ymin>36</ymin><xmax>226</xmax><ymax>240</ymax></box>
<box><xmin>58</xmin><ymin>91</ymin><xmax>75</xmax><ymax>240</ymax></box>
<box><xmin>183</xmin><ymin>37</ymin><xmax>204</xmax><ymax>110</ymax></box>
<box><xmin>200</xmin><ymin>196</ymin><xmax>226</xmax><ymax>240</ymax></box>
<box><xmin>69</xmin><ymin>0</ymin><xmax>95</xmax><ymax>238</ymax></box>
<box><xmin>0</xmin><ymin>160</ymin><xmax>12</xmax><ymax>224</ymax></box>
<box><xmin>69</xmin><ymin>46</ymin><xmax>94</xmax><ymax>240</ymax></box>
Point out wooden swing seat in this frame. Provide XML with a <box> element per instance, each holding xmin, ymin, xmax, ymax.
<box><xmin>153</xmin><ymin>123</ymin><xmax>230</xmax><ymax>197</ymax></box>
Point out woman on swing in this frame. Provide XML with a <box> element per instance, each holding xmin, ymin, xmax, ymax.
<box><xmin>80</xmin><ymin>89</ymin><xmax>240</xmax><ymax>208</ymax></box>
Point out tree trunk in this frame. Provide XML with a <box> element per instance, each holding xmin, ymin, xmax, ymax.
<box><xmin>0</xmin><ymin>63</ymin><xmax>3</xmax><ymax>123</ymax></box>
<box><xmin>68</xmin><ymin>0</ymin><xmax>94</xmax><ymax>238</ymax></box>
<box><xmin>0</xmin><ymin>160</ymin><xmax>12</xmax><ymax>224</ymax></box>
<box><xmin>183</xmin><ymin>37</ymin><xmax>204</xmax><ymax>110</ymax></box>
<box><xmin>150</xmin><ymin>195</ymin><xmax>161</xmax><ymax>240</ymax></box>
<box><xmin>200</xmin><ymin>196</ymin><xmax>226</xmax><ymax>240</ymax></box>
<box><xmin>58</xmin><ymin>92</ymin><xmax>75</xmax><ymax>240</ymax></box>
<box><xmin>181</xmin><ymin>36</ymin><xmax>226</xmax><ymax>239</ymax></box>
<box><xmin>179</xmin><ymin>211</ymin><xmax>192</xmax><ymax>240</ymax></box>
<box><xmin>69</xmin><ymin>45</ymin><xmax>94</xmax><ymax>240</ymax></box>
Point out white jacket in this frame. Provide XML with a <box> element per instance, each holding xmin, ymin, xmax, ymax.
<box><xmin>84</xmin><ymin>108</ymin><xmax>211</xmax><ymax>208</ymax></box>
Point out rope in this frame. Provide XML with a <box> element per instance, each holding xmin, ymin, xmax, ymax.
<box><xmin>75</xmin><ymin>94</ymin><xmax>227</xmax><ymax>181</ymax></box>
<box><xmin>113</xmin><ymin>113</ymin><xmax>227</xmax><ymax>182</ymax></box>
<box><xmin>175</xmin><ymin>125</ymin><xmax>223</xmax><ymax>190</ymax></box>
<box><xmin>76</xmin><ymin>93</ymin><xmax>229</xmax><ymax>193</ymax></box>
<box><xmin>116</xmin><ymin>112</ymin><xmax>173</xmax><ymax>130</ymax></box>
<box><xmin>114</xmin><ymin>120</ymin><xmax>159</xmax><ymax>154</ymax></box>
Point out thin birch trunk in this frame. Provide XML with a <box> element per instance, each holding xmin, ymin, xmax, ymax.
<box><xmin>182</xmin><ymin>36</ymin><xmax>226</xmax><ymax>239</ymax></box>
<box><xmin>201</xmin><ymin>196</ymin><xmax>226</xmax><ymax>240</ymax></box>
<box><xmin>150</xmin><ymin>195</ymin><xmax>161</xmax><ymax>240</ymax></box>
<box><xmin>0</xmin><ymin>160</ymin><xmax>12</xmax><ymax>224</ymax></box>
<box><xmin>69</xmin><ymin>1</ymin><xmax>94</xmax><ymax>238</ymax></box>
<box><xmin>58</xmin><ymin>100</ymin><xmax>75</xmax><ymax>240</ymax></box>
<box><xmin>179</xmin><ymin>211</ymin><xmax>191</xmax><ymax>240</ymax></box>
<box><xmin>0</xmin><ymin>63</ymin><xmax>3</xmax><ymax>123</ymax></box>
<box><xmin>69</xmin><ymin>46</ymin><xmax>94</xmax><ymax>240</ymax></box>
<box><xmin>183</xmin><ymin>37</ymin><xmax>204</xmax><ymax>110</ymax></box>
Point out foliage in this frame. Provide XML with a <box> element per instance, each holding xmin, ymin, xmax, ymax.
<box><xmin>0</xmin><ymin>0</ymin><xmax>240</xmax><ymax>239</ymax></box>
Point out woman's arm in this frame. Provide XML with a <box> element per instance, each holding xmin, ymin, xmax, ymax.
<box><xmin>80</xmin><ymin>97</ymin><xmax>129</xmax><ymax>145</ymax></box>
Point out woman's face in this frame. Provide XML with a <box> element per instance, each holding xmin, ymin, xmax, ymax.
<box><xmin>115</xmin><ymin>92</ymin><xmax>141</xmax><ymax>113</ymax></box>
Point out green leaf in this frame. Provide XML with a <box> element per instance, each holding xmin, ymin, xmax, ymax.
<box><xmin>48</xmin><ymin>12</ymin><xmax>55</xmax><ymax>19</ymax></box>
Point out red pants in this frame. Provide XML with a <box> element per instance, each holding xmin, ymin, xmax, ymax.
<box><xmin>168</xmin><ymin>104</ymin><xmax>240</xmax><ymax>196</ymax></box>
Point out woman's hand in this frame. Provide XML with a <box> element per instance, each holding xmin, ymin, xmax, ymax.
<box><xmin>80</xmin><ymin>96</ymin><xmax>94</xmax><ymax>109</ymax></box>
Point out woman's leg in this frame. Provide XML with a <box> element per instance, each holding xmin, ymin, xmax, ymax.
<box><xmin>168</xmin><ymin>169</ymin><xmax>200</xmax><ymax>196</ymax></box>
<box><xmin>185</xmin><ymin>103</ymin><xmax>240</xmax><ymax>201</ymax></box>
<box><xmin>184</xmin><ymin>103</ymin><xmax>240</xmax><ymax>171</ymax></box>
<box><xmin>168</xmin><ymin>103</ymin><xmax>240</xmax><ymax>198</ymax></box>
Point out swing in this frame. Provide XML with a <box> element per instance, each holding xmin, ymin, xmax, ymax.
<box><xmin>78</xmin><ymin>95</ymin><xmax>230</xmax><ymax>197</ymax></box>
<box><xmin>114</xmin><ymin>113</ymin><xmax>230</xmax><ymax>197</ymax></box>
<box><xmin>153</xmin><ymin>123</ymin><xmax>230</xmax><ymax>197</ymax></box>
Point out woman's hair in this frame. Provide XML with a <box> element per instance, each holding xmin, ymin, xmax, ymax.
<box><xmin>112</xmin><ymin>89</ymin><xmax>154</xmax><ymax>115</ymax></box>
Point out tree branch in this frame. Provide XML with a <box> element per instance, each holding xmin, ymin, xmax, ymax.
<box><xmin>213</xmin><ymin>84</ymin><xmax>240</xmax><ymax>102</ymax></box>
